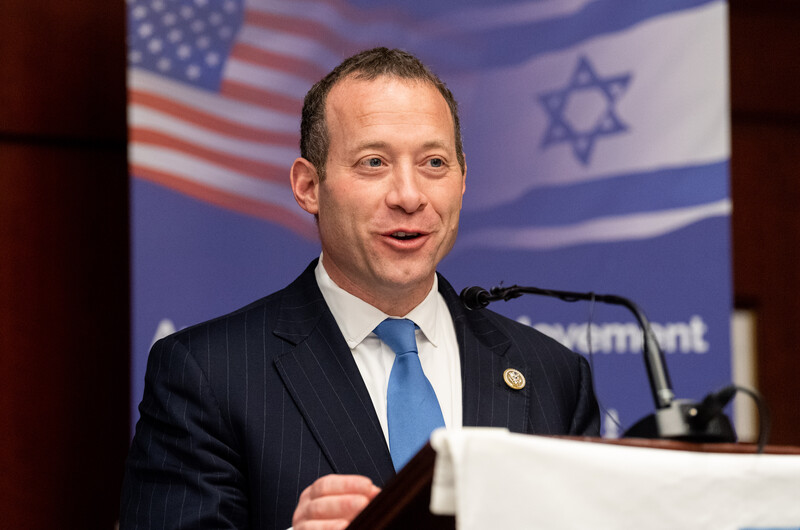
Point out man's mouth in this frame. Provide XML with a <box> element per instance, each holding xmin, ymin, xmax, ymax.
<box><xmin>389</xmin><ymin>231</ymin><xmax>422</xmax><ymax>241</ymax></box>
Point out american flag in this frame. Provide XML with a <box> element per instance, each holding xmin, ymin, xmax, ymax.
<box><xmin>125</xmin><ymin>0</ymin><xmax>594</xmax><ymax>239</ymax></box>
<box><xmin>126</xmin><ymin>0</ymin><xmax>405</xmax><ymax>238</ymax></box>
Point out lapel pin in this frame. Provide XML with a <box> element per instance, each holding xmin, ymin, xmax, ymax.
<box><xmin>503</xmin><ymin>368</ymin><xmax>526</xmax><ymax>390</ymax></box>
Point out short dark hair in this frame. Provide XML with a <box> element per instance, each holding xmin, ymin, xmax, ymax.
<box><xmin>300</xmin><ymin>47</ymin><xmax>465</xmax><ymax>180</ymax></box>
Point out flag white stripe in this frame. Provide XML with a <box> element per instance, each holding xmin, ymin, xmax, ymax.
<box><xmin>246</xmin><ymin>0</ymin><xmax>426</xmax><ymax>46</ymax></box>
<box><xmin>457</xmin><ymin>199</ymin><xmax>731</xmax><ymax>250</ymax></box>
<box><xmin>224</xmin><ymin>58</ymin><xmax>314</xmax><ymax>98</ymax></box>
<box><xmin>128</xmin><ymin>68</ymin><xmax>298</xmax><ymax>132</ymax></box>
<box><xmin>131</xmin><ymin>145</ymin><xmax>300</xmax><ymax>209</ymax></box>
<box><xmin>250</xmin><ymin>0</ymin><xmax>356</xmax><ymax>26</ymax></box>
<box><xmin>249</xmin><ymin>0</ymin><xmax>409</xmax><ymax>36</ymax></box>
<box><xmin>129</xmin><ymin>106</ymin><xmax>297</xmax><ymax>166</ymax></box>
<box><xmin>460</xmin><ymin>2</ymin><xmax>729</xmax><ymax>209</ymax></box>
<box><xmin>417</xmin><ymin>0</ymin><xmax>597</xmax><ymax>34</ymax></box>
<box><xmin>254</xmin><ymin>0</ymin><xmax>594</xmax><ymax>37</ymax></box>
<box><xmin>235</xmin><ymin>25</ymin><xmax>342</xmax><ymax>70</ymax></box>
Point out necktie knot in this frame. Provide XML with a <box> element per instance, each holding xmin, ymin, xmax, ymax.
<box><xmin>373</xmin><ymin>318</ymin><xmax>417</xmax><ymax>356</ymax></box>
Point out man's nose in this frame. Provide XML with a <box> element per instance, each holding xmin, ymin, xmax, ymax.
<box><xmin>386</xmin><ymin>165</ymin><xmax>427</xmax><ymax>213</ymax></box>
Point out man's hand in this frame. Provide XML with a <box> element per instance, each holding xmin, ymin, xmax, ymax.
<box><xmin>292</xmin><ymin>474</ymin><xmax>381</xmax><ymax>530</ymax></box>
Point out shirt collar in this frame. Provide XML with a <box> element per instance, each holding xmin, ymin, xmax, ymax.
<box><xmin>314</xmin><ymin>254</ymin><xmax>440</xmax><ymax>349</ymax></box>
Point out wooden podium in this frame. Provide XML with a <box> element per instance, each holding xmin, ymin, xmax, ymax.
<box><xmin>348</xmin><ymin>442</ymin><xmax>450</xmax><ymax>530</ymax></box>
<box><xmin>348</xmin><ymin>436</ymin><xmax>800</xmax><ymax>529</ymax></box>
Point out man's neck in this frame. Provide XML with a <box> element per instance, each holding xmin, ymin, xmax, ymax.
<box><xmin>319</xmin><ymin>256</ymin><xmax>434</xmax><ymax>317</ymax></box>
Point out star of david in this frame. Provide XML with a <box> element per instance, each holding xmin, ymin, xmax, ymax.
<box><xmin>538</xmin><ymin>56</ymin><xmax>632</xmax><ymax>165</ymax></box>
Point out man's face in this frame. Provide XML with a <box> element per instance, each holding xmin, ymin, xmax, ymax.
<box><xmin>302</xmin><ymin>76</ymin><xmax>465</xmax><ymax>311</ymax></box>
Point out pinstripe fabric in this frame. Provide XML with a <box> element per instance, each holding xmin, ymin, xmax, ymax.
<box><xmin>441</xmin><ymin>272</ymin><xmax>599</xmax><ymax>436</ymax></box>
<box><xmin>120</xmin><ymin>259</ymin><xmax>599</xmax><ymax>529</ymax></box>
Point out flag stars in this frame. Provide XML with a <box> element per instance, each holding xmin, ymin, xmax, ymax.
<box><xmin>538</xmin><ymin>56</ymin><xmax>632</xmax><ymax>165</ymax></box>
<box><xmin>147</xmin><ymin>38</ymin><xmax>163</xmax><ymax>54</ymax></box>
<box><xmin>162</xmin><ymin>12</ymin><xmax>177</xmax><ymax>26</ymax></box>
<box><xmin>138</xmin><ymin>23</ymin><xmax>154</xmax><ymax>38</ymax></box>
<box><xmin>127</xmin><ymin>0</ymin><xmax>243</xmax><ymax>89</ymax></box>
<box><xmin>186</xmin><ymin>64</ymin><xmax>201</xmax><ymax>80</ymax></box>
<box><xmin>167</xmin><ymin>28</ymin><xmax>182</xmax><ymax>43</ymax></box>
<box><xmin>132</xmin><ymin>5</ymin><xmax>148</xmax><ymax>19</ymax></box>
<box><xmin>177</xmin><ymin>44</ymin><xmax>191</xmax><ymax>60</ymax></box>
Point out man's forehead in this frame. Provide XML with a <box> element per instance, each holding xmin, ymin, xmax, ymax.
<box><xmin>325</xmin><ymin>89</ymin><xmax>455</xmax><ymax>160</ymax></box>
<box><xmin>326</xmin><ymin>74</ymin><xmax>441</xmax><ymax>108</ymax></box>
<box><xmin>324</xmin><ymin>75</ymin><xmax>451</xmax><ymax>129</ymax></box>
<box><xmin>337</xmin><ymin>71</ymin><xmax>430</xmax><ymax>89</ymax></box>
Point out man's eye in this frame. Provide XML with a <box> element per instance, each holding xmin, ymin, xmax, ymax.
<box><xmin>429</xmin><ymin>158</ymin><xmax>444</xmax><ymax>168</ymax></box>
<box><xmin>364</xmin><ymin>157</ymin><xmax>382</xmax><ymax>167</ymax></box>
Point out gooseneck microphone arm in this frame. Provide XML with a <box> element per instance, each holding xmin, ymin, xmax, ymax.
<box><xmin>461</xmin><ymin>284</ymin><xmax>740</xmax><ymax>444</ymax></box>
<box><xmin>461</xmin><ymin>285</ymin><xmax>675</xmax><ymax>410</ymax></box>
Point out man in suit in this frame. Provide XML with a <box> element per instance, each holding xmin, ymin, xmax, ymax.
<box><xmin>121</xmin><ymin>47</ymin><xmax>599</xmax><ymax>530</ymax></box>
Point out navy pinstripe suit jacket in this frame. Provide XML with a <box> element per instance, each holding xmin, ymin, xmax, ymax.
<box><xmin>120</xmin><ymin>260</ymin><xmax>599</xmax><ymax>529</ymax></box>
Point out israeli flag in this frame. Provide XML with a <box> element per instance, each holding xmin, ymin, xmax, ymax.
<box><xmin>449</xmin><ymin>0</ymin><xmax>730</xmax><ymax>250</ymax></box>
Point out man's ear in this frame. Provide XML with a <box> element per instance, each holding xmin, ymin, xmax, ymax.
<box><xmin>290</xmin><ymin>157</ymin><xmax>320</xmax><ymax>215</ymax></box>
<box><xmin>461</xmin><ymin>159</ymin><xmax>467</xmax><ymax>197</ymax></box>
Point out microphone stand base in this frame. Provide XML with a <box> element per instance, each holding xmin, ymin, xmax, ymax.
<box><xmin>623</xmin><ymin>399</ymin><xmax>736</xmax><ymax>443</ymax></box>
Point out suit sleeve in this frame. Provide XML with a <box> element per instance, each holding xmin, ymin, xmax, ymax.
<box><xmin>120</xmin><ymin>335</ymin><xmax>249</xmax><ymax>529</ymax></box>
<box><xmin>568</xmin><ymin>355</ymin><xmax>601</xmax><ymax>436</ymax></box>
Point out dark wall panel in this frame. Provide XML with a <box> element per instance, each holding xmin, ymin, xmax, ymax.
<box><xmin>0</xmin><ymin>143</ymin><xmax>130</xmax><ymax>528</ymax></box>
<box><xmin>0</xmin><ymin>1</ymin><xmax>129</xmax><ymax>528</ymax></box>
<box><xmin>729</xmin><ymin>3</ymin><xmax>800</xmax><ymax>117</ymax></box>
<box><xmin>0</xmin><ymin>1</ymin><xmax>126</xmax><ymax>140</ymax></box>
<box><xmin>730</xmin><ymin>0</ymin><xmax>800</xmax><ymax>445</ymax></box>
<box><xmin>730</xmin><ymin>121</ymin><xmax>800</xmax><ymax>444</ymax></box>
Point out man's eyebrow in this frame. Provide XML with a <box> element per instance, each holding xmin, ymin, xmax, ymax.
<box><xmin>421</xmin><ymin>140</ymin><xmax>451</xmax><ymax>151</ymax></box>
<box><xmin>351</xmin><ymin>140</ymin><xmax>452</xmax><ymax>153</ymax></box>
<box><xmin>353</xmin><ymin>141</ymin><xmax>389</xmax><ymax>152</ymax></box>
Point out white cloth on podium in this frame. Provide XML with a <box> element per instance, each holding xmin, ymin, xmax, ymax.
<box><xmin>430</xmin><ymin>428</ymin><xmax>800</xmax><ymax>530</ymax></box>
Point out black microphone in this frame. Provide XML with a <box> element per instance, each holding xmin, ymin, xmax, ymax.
<box><xmin>689</xmin><ymin>386</ymin><xmax>737</xmax><ymax>429</ymax></box>
<box><xmin>460</xmin><ymin>286</ymin><xmax>492</xmax><ymax>310</ymax></box>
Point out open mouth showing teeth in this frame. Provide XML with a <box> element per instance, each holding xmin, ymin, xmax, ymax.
<box><xmin>391</xmin><ymin>232</ymin><xmax>421</xmax><ymax>240</ymax></box>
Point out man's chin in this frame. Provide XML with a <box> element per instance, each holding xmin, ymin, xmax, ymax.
<box><xmin>378</xmin><ymin>269</ymin><xmax>436</xmax><ymax>295</ymax></box>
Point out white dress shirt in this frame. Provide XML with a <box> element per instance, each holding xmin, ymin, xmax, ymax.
<box><xmin>314</xmin><ymin>255</ymin><xmax>463</xmax><ymax>446</ymax></box>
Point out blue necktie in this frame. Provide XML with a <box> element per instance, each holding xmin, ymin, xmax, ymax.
<box><xmin>374</xmin><ymin>318</ymin><xmax>445</xmax><ymax>471</ymax></box>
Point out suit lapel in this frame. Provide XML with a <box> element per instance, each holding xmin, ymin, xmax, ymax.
<box><xmin>438</xmin><ymin>275</ymin><xmax>531</xmax><ymax>433</ymax></box>
<box><xmin>270</xmin><ymin>264</ymin><xmax>530</xmax><ymax>485</ymax></box>
<box><xmin>272</xmin><ymin>262</ymin><xmax>396</xmax><ymax>486</ymax></box>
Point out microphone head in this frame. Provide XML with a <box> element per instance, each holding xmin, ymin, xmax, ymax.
<box><xmin>460</xmin><ymin>286</ymin><xmax>490</xmax><ymax>310</ymax></box>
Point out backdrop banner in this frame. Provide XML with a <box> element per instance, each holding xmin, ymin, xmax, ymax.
<box><xmin>127</xmin><ymin>0</ymin><xmax>731</xmax><ymax>436</ymax></box>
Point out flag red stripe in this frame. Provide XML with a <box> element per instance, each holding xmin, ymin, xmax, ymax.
<box><xmin>130</xmin><ymin>90</ymin><xmax>299</xmax><ymax>146</ymax></box>
<box><xmin>244</xmin><ymin>10</ymin><xmax>356</xmax><ymax>56</ymax></box>
<box><xmin>131</xmin><ymin>129</ymin><xmax>291</xmax><ymax>184</ymax></box>
<box><xmin>255</xmin><ymin>0</ymin><xmax>416</xmax><ymax>27</ymax></box>
<box><xmin>229</xmin><ymin>43</ymin><xmax>328</xmax><ymax>83</ymax></box>
<box><xmin>132</xmin><ymin>165</ymin><xmax>317</xmax><ymax>240</ymax></box>
<box><xmin>220</xmin><ymin>80</ymin><xmax>303</xmax><ymax>114</ymax></box>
